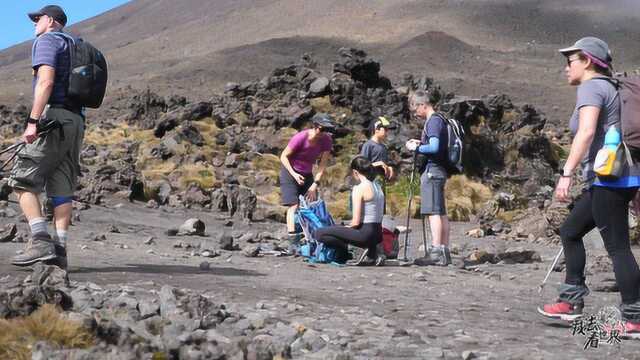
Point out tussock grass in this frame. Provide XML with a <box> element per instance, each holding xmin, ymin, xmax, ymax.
<box><xmin>327</xmin><ymin>193</ymin><xmax>350</xmax><ymax>220</ymax></box>
<box><xmin>252</xmin><ymin>154</ymin><xmax>281</xmax><ymax>181</ymax></box>
<box><xmin>84</xmin><ymin>122</ymin><xmax>154</xmax><ymax>146</ymax></box>
<box><xmin>0</xmin><ymin>304</ymin><xmax>94</xmax><ymax>360</ymax></box>
<box><xmin>309</xmin><ymin>96</ymin><xmax>353</xmax><ymax>121</ymax></box>
<box><xmin>386</xmin><ymin>175</ymin><xmax>421</xmax><ymax>218</ymax></box>
<box><xmin>386</xmin><ymin>174</ymin><xmax>491</xmax><ymax>220</ymax></box>
<box><xmin>140</xmin><ymin>160</ymin><xmax>178</xmax><ymax>180</ymax></box>
<box><xmin>177</xmin><ymin>163</ymin><xmax>218</xmax><ymax>189</ymax></box>
<box><xmin>445</xmin><ymin>175</ymin><xmax>492</xmax><ymax>221</ymax></box>
<box><xmin>257</xmin><ymin>188</ymin><xmax>282</xmax><ymax>206</ymax></box>
<box><xmin>309</xmin><ymin>96</ymin><xmax>333</xmax><ymax>114</ymax></box>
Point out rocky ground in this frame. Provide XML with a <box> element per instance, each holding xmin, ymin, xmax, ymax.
<box><xmin>1</xmin><ymin>197</ymin><xmax>640</xmax><ymax>359</ymax></box>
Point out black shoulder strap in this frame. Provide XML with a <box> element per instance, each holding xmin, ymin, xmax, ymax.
<box><xmin>592</xmin><ymin>76</ymin><xmax>621</xmax><ymax>90</ymax></box>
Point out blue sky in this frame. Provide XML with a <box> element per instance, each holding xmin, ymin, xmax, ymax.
<box><xmin>2</xmin><ymin>1</ymin><xmax>131</xmax><ymax>50</ymax></box>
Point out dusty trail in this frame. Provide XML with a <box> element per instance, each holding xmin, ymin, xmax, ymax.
<box><xmin>2</xmin><ymin>200</ymin><xmax>639</xmax><ymax>358</ymax></box>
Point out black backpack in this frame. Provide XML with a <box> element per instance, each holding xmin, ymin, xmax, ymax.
<box><xmin>415</xmin><ymin>112</ymin><xmax>465</xmax><ymax>176</ymax></box>
<box><xmin>55</xmin><ymin>32</ymin><xmax>108</xmax><ymax>108</ymax></box>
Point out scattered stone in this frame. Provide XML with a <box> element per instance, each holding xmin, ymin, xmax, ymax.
<box><xmin>199</xmin><ymin>261</ymin><xmax>211</xmax><ymax>271</ymax></box>
<box><xmin>93</xmin><ymin>234</ymin><xmax>107</xmax><ymax>242</ymax></box>
<box><xmin>243</xmin><ymin>245</ymin><xmax>260</xmax><ymax>257</ymax></box>
<box><xmin>219</xmin><ymin>234</ymin><xmax>236</xmax><ymax>251</ymax></box>
<box><xmin>201</xmin><ymin>250</ymin><xmax>220</xmax><ymax>258</ymax></box>
<box><xmin>411</xmin><ymin>272</ymin><xmax>428</xmax><ymax>282</ymax></box>
<box><xmin>143</xmin><ymin>237</ymin><xmax>155</xmax><ymax>245</ymax></box>
<box><xmin>466</xmin><ymin>228</ymin><xmax>485</xmax><ymax>238</ymax></box>
<box><xmin>178</xmin><ymin>218</ymin><xmax>206</xmax><ymax>236</ymax></box>
<box><xmin>0</xmin><ymin>223</ymin><xmax>17</xmax><ymax>242</ymax></box>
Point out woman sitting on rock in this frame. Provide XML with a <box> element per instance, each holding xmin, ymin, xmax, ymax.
<box><xmin>280</xmin><ymin>113</ymin><xmax>335</xmax><ymax>252</ymax></box>
<box><xmin>316</xmin><ymin>156</ymin><xmax>385</xmax><ymax>265</ymax></box>
<box><xmin>538</xmin><ymin>37</ymin><xmax>640</xmax><ymax>337</ymax></box>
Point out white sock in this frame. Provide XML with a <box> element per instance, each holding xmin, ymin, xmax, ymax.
<box><xmin>55</xmin><ymin>229</ymin><xmax>68</xmax><ymax>248</ymax></box>
<box><xmin>29</xmin><ymin>217</ymin><xmax>48</xmax><ymax>235</ymax></box>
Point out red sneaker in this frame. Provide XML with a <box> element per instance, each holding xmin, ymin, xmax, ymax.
<box><xmin>537</xmin><ymin>301</ymin><xmax>584</xmax><ymax>321</ymax></box>
<box><xmin>622</xmin><ymin>321</ymin><xmax>640</xmax><ymax>339</ymax></box>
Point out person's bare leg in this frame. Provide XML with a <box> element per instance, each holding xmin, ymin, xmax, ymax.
<box><xmin>16</xmin><ymin>190</ymin><xmax>43</xmax><ymax>221</ymax></box>
<box><xmin>441</xmin><ymin>215</ymin><xmax>450</xmax><ymax>247</ymax></box>
<box><xmin>286</xmin><ymin>204</ymin><xmax>299</xmax><ymax>233</ymax></box>
<box><xmin>53</xmin><ymin>203</ymin><xmax>72</xmax><ymax>231</ymax></box>
<box><xmin>53</xmin><ymin>203</ymin><xmax>72</xmax><ymax>248</ymax></box>
<box><xmin>428</xmin><ymin>215</ymin><xmax>443</xmax><ymax>247</ymax></box>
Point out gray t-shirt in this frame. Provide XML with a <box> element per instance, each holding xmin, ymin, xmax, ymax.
<box><xmin>569</xmin><ymin>78</ymin><xmax>620</xmax><ymax>181</ymax></box>
<box><xmin>360</xmin><ymin>139</ymin><xmax>389</xmax><ymax>164</ymax></box>
<box><xmin>32</xmin><ymin>32</ymin><xmax>70</xmax><ymax>104</ymax></box>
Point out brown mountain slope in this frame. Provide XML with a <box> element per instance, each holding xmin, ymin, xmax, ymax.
<box><xmin>0</xmin><ymin>0</ymin><xmax>639</xmax><ymax>122</ymax></box>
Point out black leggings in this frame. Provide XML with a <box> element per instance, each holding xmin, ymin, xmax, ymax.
<box><xmin>561</xmin><ymin>186</ymin><xmax>640</xmax><ymax>304</ymax></box>
<box><xmin>316</xmin><ymin>223</ymin><xmax>382</xmax><ymax>260</ymax></box>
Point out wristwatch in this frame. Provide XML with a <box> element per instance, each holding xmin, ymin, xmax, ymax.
<box><xmin>26</xmin><ymin>117</ymin><xmax>39</xmax><ymax>124</ymax></box>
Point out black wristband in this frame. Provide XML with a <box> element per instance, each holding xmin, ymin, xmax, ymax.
<box><xmin>26</xmin><ymin>117</ymin><xmax>38</xmax><ymax>124</ymax></box>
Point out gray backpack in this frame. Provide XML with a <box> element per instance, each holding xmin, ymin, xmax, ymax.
<box><xmin>598</xmin><ymin>76</ymin><xmax>640</xmax><ymax>161</ymax></box>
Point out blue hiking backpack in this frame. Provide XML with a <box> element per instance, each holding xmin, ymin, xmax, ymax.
<box><xmin>295</xmin><ymin>197</ymin><xmax>341</xmax><ymax>264</ymax></box>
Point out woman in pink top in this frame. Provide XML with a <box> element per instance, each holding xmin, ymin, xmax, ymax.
<box><xmin>280</xmin><ymin>113</ymin><xmax>335</xmax><ymax>250</ymax></box>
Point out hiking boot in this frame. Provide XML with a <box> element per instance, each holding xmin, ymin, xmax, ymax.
<box><xmin>537</xmin><ymin>300</ymin><xmax>584</xmax><ymax>321</ymax></box>
<box><xmin>286</xmin><ymin>232</ymin><xmax>303</xmax><ymax>255</ymax></box>
<box><xmin>416</xmin><ymin>246</ymin><xmax>450</xmax><ymax>266</ymax></box>
<box><xmin>43</xmin><ymin>244</ymin><xmax>68</xmax><ymax>270</ymax></box>
<box><xmin>11</xmin><ymin>233</ymin><xmax>57</xmax><ymax>266</ymax></box>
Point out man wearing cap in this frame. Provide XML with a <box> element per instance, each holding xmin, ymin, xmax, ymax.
<box><xmin>9</xmin><ymin>5</ymin><xmax>85</xmax><ymax>270</ymax></box>
<box><xmin>360</xmin><ymin>116</ymin><xmax>395</xmax><ymax>181</ymax></box>
<box><xmin>538</xmin><ymin>37</ymin><xmax>640</xmax><ymax>335</ymax></box>
<box><xmin>280</xmin><ymin>113</ymin><xmax>335</xmax><ymax>251</ymax></box>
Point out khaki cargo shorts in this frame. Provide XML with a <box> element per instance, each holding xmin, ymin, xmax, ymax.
<box><xmin>8</xmin><ymin>107</ymin><xmax>85</xmax><ymax>197</ymax></box>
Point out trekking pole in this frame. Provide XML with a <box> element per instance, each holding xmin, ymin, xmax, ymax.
<box><xmin>401</xmin><ymin>152</ymin><xmax>418</xmax><ymax>261</ymax></box>
<box><xmin>0</xmin><ymin>143</ymin><xmax>25</xmax><ymax>173</ymax></box>
<box><xmin>421</xmin><ymin>215</ymin><xmax>430</xmax><ymax>257</ymax></box>
<box><xmin>0</xmin><ymin>142</ymin><xmax>25</xmax><ymax>156</ymax></box>
<box><xmin>0</xmin><ymin>127</ymin><xmax>55</xmax><ymax>174</ymax></box>
<box><xmin>538</xmin><ymin>247</ymin><xmax>564</xmax><ymax>295</ymax></box>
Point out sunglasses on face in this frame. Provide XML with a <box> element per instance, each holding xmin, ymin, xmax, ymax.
<box><xmin>33</xmin><ymin>15</ymin><xmax>50</xmax><ymax>23</ymax></box>
<box><xmin>566</xmin><ymin>56</ymin><xmax>582</xmax><ymax>66</ymax></box>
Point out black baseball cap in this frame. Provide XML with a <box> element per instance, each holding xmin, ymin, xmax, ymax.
<box><xmin>312</xmin><ymin>113</ymin><xmax>337</xmax><ymax>133</ymax></box>
<box><xmin>28</xmin><ymin>5</ymin><xmax>67</xmax><ymax>27</ymax></box>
